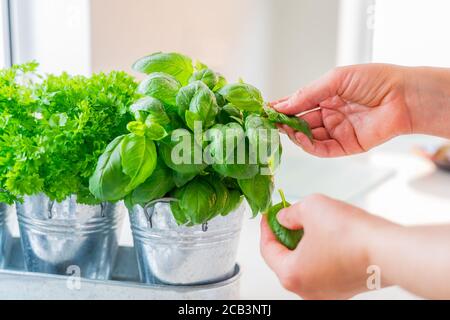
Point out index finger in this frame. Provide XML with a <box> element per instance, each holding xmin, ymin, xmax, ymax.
<box><xmin>273</xmin><ymin>69</ymin><xmax>340</xmax><ymax>115</ymax></box>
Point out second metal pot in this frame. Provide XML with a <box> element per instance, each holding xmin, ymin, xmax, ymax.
<box><xmin>129</xmin><ymin>199</ymin><xmax>245</xmax><ymax>286</ymax></box>
<box><xmin>16</xmin><ymin>194</ymin><xmax>125</xmax><ymax>280</ymax></box>
<box><xmin>0</xmin><ymin>203</ymin><xmax>13</xmax><ymax>269</ymax></box>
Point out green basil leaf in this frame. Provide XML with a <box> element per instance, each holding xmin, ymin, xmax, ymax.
<box><xmin>172</xmin><ymin>170</ymin><xmax>197</xmax><ymax>188</ymax></box>
<box><xmin>120</xmin><ymin>133</ymin><xmax>157</xmax><ymax>193</ymax></box>
<box><xmin>204</xmin><ymin>175</ymin><xmax>229</xmax><ymax>219</ymax></box>
<box><xmin>221</xmin><ymin>188</ymin><xmax>243</xmax><ymax>216</ymax></box>
<box><xmin>176</xmin><ymin>81</ymin><xmax>219</xmax><ymax>130</ymax></box>
<box><xmin>89</xmin><ymin>133</ymin><xmax>157</xmax><ymax>201</ymax></box>
<box><xmin>245</xmin><ymin>114</ymin><xmax>280</xmax><ymax>165</ymax></box>
<box><xmin>205</xmin><ymin>123</ymin><xmax>259</xmax><ymax>179</ymax></box>
<box><xmin>171</xmin><ymin>177</ymin><xmax>217</xmax><ymax>225</ymax></box>
<box><xmin>159</xmin><ymin>128</ymin><xmax>207</xmax><ymax>175</ymax></box>
<box><xmin>267</xmin><ymin>191</ymin><xmax>303</xmax><ymax>250</ymax></box>
<box><xmin>212</xmin><ymin>74</ymin><xmax>227</xmax><ymax>92</ymax></box>
<box><xmin>127</xmin><ymin>121</ymin><xmax>147</xmax><ymax>136</ymax></box>
<box><xmin>170</xmin><ymin>200</ymin><xmax>190</xmax><ymax>226</ymax></box>
<box><xmin>144</xmin><ymin>122</ymin><xmax>168</xmax><ymax>141</ymax></box>
<box><xmin>189</xmin><ymin>68</ymin><xmax>218</xmax><ymax>90</ymax></box>
<box><xmin>214</xmin><ymin>92</ymin><xmax>227</xmax><ymax>108</ymax></box>
<box><xmin>217</xmin><ymin>103</ymin><xmax>244</xmax><ymax>125</ymax></box>
<box><xmin>89</xmin><ymin>135</ymin><xmax>130</xmax><ymax>201</ymax></box>
<box><xmin>264</xmin><ymin>105</ymin><xmax>312</xmax><ymax>139</ymax></box>
<box><xmin>132</xmin><ymin>52</ymin><xmax>193</xmax><ymax>85</ymax></box>
<box><xmin>130</xmin><ymin>96</ymin><xmax>170</xmax><ymax>126</ymax></box>
<box><xmin>125</xmin><ymin>159</ymin><xmax>175</xmax><ymax>207</ymax></box>
<box><xmin>137</xmin><ymin>72</ymin><xmax>181</xmax><ymax>106</ymax></box>
<box><xmin>218</xmin><ymin>83</ymin><xmax>264</xmax><ymax>113</ymax></box>
<box><xmin>238</xmin><ymin>173</ymin><xmax>274</xmax><ymax>217</ymax></box>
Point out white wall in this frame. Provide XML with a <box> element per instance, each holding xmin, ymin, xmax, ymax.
<box><xmin>90</xmin><ymin>0</ymin><xmax>340</xmax><ymax>100</ymax></box>
<box><xmin>8</xmin><ymin>0</ymin><xmax>341</xmax><ymax>99</ymax></box>
<box><xmin>373</xmin><ymin>0</ymin><xmax>450</xmax><ymax>67</ymax></box>
<box><xmin>10</xmin><ymin>0</ymin><xmax>91</xmax><ymax>75</ymax></box>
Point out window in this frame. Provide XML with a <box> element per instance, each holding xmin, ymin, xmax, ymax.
<box><xmin>372</xmin><ymin>0</ymin><xmax>450</xmax><ymax>67</ymax></box>
<box><xmin>0</xmin><ymin>0</ymin><xmax>11</xmax><ymax>68</ymax></box>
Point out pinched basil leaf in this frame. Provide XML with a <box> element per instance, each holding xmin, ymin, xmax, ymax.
<box><xmin>137</xmin><ymin>72</ymin><xmax>181</xmax><ymax>106</ymax></box>
<box><xmin>264</xmin><ymin>105</ymin><xmax>312</xmax><ymax>139</ymax></box>
<box><xmin>218</xmin><ymin>83</ymin><xmax>264</xmax><ymax>113</ymax></box>
<box><xmin>132</xmin><ymin>52</ymin><xmax>193</xmax><ymax>85</ymax></box>
<box><xmin>89</xmin><ymin>133</ymin><xmax>157</xmax><ymax>201</ymax></box>
<box><xmin>267</xmin><ymin>190</ymin><xmax>303</xmax><ymax>250</ymax></box>
<box><xmin>176</xmin><ymin>80</ymin><xmax>219</xmax><ymax>130</ymax></box>
<box><xmin>238</xmin><ymin>173</ymin><xmax>274</xmax><ymax>217</ymax></box>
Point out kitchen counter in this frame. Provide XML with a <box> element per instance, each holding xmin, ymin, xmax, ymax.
<box><xmin>5</xmin><ymin>136</ymin><xmax>448</xmax><ymax>300</ymax></box>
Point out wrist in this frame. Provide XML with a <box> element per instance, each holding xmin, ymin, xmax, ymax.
<box><xmin>404</xmin><ymin>66</ymin><xmax>450</xmax><ymax>138</ymax></box>
<box><xmin>365</xmin><ymin>218</ymin><xmax>401</xmax><ymax>287</ymax></box>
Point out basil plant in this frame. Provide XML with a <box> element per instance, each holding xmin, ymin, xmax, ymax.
<box><xmin>89</xmin><ymin>52</ymin><xmax>312</xmax><ymax>230</ymax></box>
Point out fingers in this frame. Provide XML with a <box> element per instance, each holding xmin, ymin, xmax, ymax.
<box><xmin>260</xmin><ymin>216</ymin><xmax>291</xmax><ymax>272</ymax></box>
<box><xmin>276</xmin><ymin>203</ymin><xmax>304</xmax><ymax>230</ymax></box>
<box><xmin>272</xmin><ymin>70</ymin><xmax>340</xmax><ymax>115</ymax></box>
<box><xmin>300</xmin><ymin>110</ymin><xmax>323</xmax><ymax>129</ymax></box>
<box><xmin>269</xmin><ymin>96</ymin><xmax>289</xmax><ymax>106</ymax></box>
<box><xmin>311</xmin><ymin>127</ymin><xmax>331</xmax><ymax>140</ymax></box>
<box><xmin>295</xmin><ymin>133</ymin><xmax>347</xmax><ymax>157</ymax></box>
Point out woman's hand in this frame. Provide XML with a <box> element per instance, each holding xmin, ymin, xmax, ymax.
<box><xmin>261</xmin><ymin>193</ymin><xmax>450</xmax><ymax>300</ymax></box>
<box><xmin>260</xmin><ymin>194</ymin><xmax>394</xmax><ymax>299</ymax></box>
<box><xmin>272</xmin><ymin>64</ymin><xmax>450</xmax><ymax>157</ymax></box>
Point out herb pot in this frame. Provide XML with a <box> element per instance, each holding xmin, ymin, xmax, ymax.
<box><xmin>0</xmin><ymin>203</ymin><xmax>13</xmax><ymax>269</ymax></box>
<box><xmin>16</xmin><ymin>194</ymin><xmax>125</xmax><ymax>280</ymax></box>
<box><xmin>129</xmin><ymin>198</ymin><xmax>245</xmax><ymax>285</ymax></box>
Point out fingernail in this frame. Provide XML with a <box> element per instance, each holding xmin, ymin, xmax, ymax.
<box><xmin>274</xmin><ymin>101</ymin><xmax>289</xmax><ymax>111</ymax></box>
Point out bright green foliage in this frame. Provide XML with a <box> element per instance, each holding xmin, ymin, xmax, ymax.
<box><xmin>1</xmin><ymin>66</ymin><xmax>138</xmax><ymax>203</ymax></box>
<box><xmin>1</xmin><ymin>53</ymin><xmax>309</xmax><ymax>231</ymax></box>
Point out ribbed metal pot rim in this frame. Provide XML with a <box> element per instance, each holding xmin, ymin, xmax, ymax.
<box><xmin>130</xmin><ymin>225</ymin><xmax>241</xmax><ymax>247</ymax></box>
<box><xmin>17</xmin><ymin>210</ymin><xmax>123</xmax><ymax>236</ymax></box>
<box><xmin>129</xmin><ymin>198</ymin><xmax>243</xmax><ymax>246</ymax></box>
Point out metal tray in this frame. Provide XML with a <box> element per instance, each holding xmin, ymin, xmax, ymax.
<box><xmin>0</xmin><ymin>238</ymin><xmax>241</xmax><ymax>300</ymax></box>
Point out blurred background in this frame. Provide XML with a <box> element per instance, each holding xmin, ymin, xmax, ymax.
<box><xmin>1</xmin><ymin>0</ymin><xmax>450</xmax><ymax>299</ymax></box>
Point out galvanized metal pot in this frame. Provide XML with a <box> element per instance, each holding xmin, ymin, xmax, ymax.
<box><xmin>0</xmin><ymin>203</ymin><xmax>13</xmax><ymax>269</ymax></box>
<box><xmin>129</xmin><ymin>199</ymin><xmax>245</xmax><ymax>285</ymax></box>
<box><xmin>16</xmin><ymin>194</ymin><xmax>125</xmax><ymax>280</ymax></box>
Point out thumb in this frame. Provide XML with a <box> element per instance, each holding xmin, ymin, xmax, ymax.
<box><xmin>276</xmin><ymin>203</ymin><xmax>304</xmax><ymax>230</ymax></box>
<box><xmin>273</xmin><ymin>69</ymin><xmax>340</xmax><ymax>115</ymax></box>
